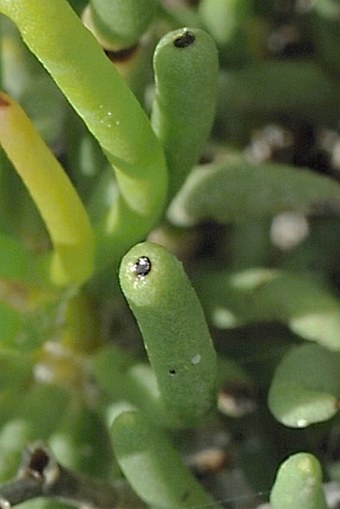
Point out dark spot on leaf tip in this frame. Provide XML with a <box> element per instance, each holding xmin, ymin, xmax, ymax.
<box><xmin>174</xmin><ymin>31</ymin><xmax>195</xmax><ymax>48</ymax></box>
<box><xmin>169</xmin><ymin>369</ymin><xmax>176</xmax><ymax>376</ymax></box>
<box><xmin>0</xmin><ymin>96</ymin><xmax>10</xmax><ymax>107</ymax></box>
<box><xmin>133</xmin><ymin>256</ymin><xmax>151</xmax><ymax>277</ymax></box>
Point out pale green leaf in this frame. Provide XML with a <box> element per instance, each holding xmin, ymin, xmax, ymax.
<box><xmin>195</xmin><ymin>269</ymin><xmax>340</xmax><ymax>351</ymax></box>
<box><xmin>270</xmin><ymin>453</ymin><xmax>328</xmax><ymax>509</ymax></box>
<box><xmin>268</xmin><ymin>344</ymin><xmax>340</xmax><ymax>427</ymax></box>
<box><xmin>169</xmin><ymin>161</ymin><xmax>340</xmax><ymax>226</ymax></box>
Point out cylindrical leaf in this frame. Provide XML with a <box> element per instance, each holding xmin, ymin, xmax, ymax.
<box><xmin>119</xmin><ymin>241</ymin><xmax>217</xmax><ymax>427</ymax></box>
<box><xmin>270</xmin><ymin>453</ymin><xmax>328</xmax><ymax>509</ymax></box>
<box><xmin>111</xmin><ymin>410</ymin><xmax>222</xmax><ymax>508</ymax></box>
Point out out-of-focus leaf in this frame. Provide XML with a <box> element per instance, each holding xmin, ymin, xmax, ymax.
<box><xmin>281</xmin><ymin>217</ymin><xmax>340</xmax><ymax>276</ymax></box>
<box><xmin>0</xmin><ymin>349</ymin><xmax>32</xmax><ymax>388</ymax></box>
<box><xmin>0</xmin><ymin>233</ymin><xmax>30</xmax><ymax>280</ymax></box>
<box><xmin>3</xmin><ymin>21</ymin><xmax>66</xmax><ymax>147</ymax></box>
<box><xmin>88</xmin><ymin>0</ymin><xmax>158</xmax><ymax>49</ymax></box>
<box><xmin>49</xmin><ymin>405</ymin><xmax>115</xmax><ymax>479</ymax></box>
<box><xmin>0</xmin><ymin>350</ymin><xmax>32</xmax><ymax>427</ymax></box>
<box><xmin>123</xmin><ymin>363</ymin><xmax>172</xmax><ymax>427</ymax></box>
<box><xmin>21</xmin><ymin>75</ymin><xmax>67</xmax><ymax>146</ymax></box>
<box><xmin>270</xmin><ymin>452</ymin><xmax>328</xmax><ymax>509</ymax></box>
<box><xmin>20</xmin><ymin>499</ymin><xmax>71</xmax><ymax>509</ymax></box>
<box><xmin>199</xmin><ymin>0</ymin><xmax>253</xmax><ymax>47</ymax></box>
<box><xmin>17</xmin><ymin>382</ymin><xmax>70</xmax><ymax>439</ymax></box>
<box><xmin>67</xmin><ymin>0</ymin><xmax>87</xmax><ymax>14</ymax></box>
<box><xmin>0</xmin><ymin>349</ymin><xmax>32</xmax><ymax>426</ymax></box>
<box><xmin>0</xmin><ymin>301</ymin><xmax>24</xmax><ymax>344</ymax></box>
<box><xmin>268</xmin><ymin>344</ymin><xmax>340</xmax><ymax>427</ymax></box>
<box><xmin>194</xmin><ymin>269</ymin><xmax>340</xmax><ymax>351</ymax></box>
<box><xmin>217</xmin><ymin>356</ymin><xmax>257</xmax><ymax>418</ymax></box>
<box><xmin>90</xmin><ymin>345</ymin><xmax>135</xmax><ymax>401</ymax></box>
<box><xmin>2</xmin><ymin>20</ymin><xmax>34</xmax><ymax>99</ymax></box>
<box><xmin>310</xmin><ymin>1</ymin><xmax>340</xmax><ymax>80</ymax></box>
<box><xmin>0</xmin><ymin>288</ymin><xmax>57</xmax><ymax>351</ymax></box>
<box><xmin>216</xmin><ymin>62</ymin><xmax>340</xmax><ymax>140</ymax></box>
<box><xmin>311</xmin><ymin>0</ymin><xmax>340</xmax><ymax>19</ymax></box>
<box><xmin>0</xmin><ymin>420</ymin><xmax>33</xmax><ymax>481</ymax></box>
<box><xmin>168</xmin><ymin>160</ymin><xmax>340</xmax><ymax>226</ymax></box>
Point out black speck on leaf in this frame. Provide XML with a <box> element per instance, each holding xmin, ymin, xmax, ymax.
<box><xmin>174</xmin><ymin>31</ymin><xmax>195</xmax><ymax>48</ymax></box>
<box><xmin>133</xmin><ymin>256</ymin><xmax>152</xmax><ymax>277</ymax></box>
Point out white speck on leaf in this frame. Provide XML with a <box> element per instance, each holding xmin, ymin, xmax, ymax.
<box><xmin>191</xmin><ymin>354</ymin><xmax>201</xmax><ymax>365</ymax></box>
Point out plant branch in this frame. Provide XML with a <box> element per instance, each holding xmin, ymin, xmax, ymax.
<box><xmin>0</xmin><ymin>443</ymin><xmax>146</xmax><ymax>509</ymax></box>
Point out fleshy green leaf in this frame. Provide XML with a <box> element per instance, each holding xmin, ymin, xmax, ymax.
<box><xmin>119</xmin><ymin>242</ymin><xmax>217</xmax><ymax>428</ymax></box>
<box><xmin>86</xmin><ymin>0</ymin><xmax>157</xmax><ymax>49</ymax></box>
<box><xmin>270</xmin><ymin>453</ymin><xmax>328</xmax><ymax>509</ymax></box>
<box><xmin>151</xmin><ymin>27</ymin><xmax>218</xmax><ymax>201</ymax></box>
<box><xmin>194</xmin><ymin>268</ymin><xmax>340</xmax><ymax>351</ymax></box>
<box><xmin>110</xmin><ymin>410</ymin><xmax>222</xmax><ymax>509</ymax></box>
<box><xmin>268</xmin><ymin>344</ymin><xmax>340</xmax><ymax>427</ymax></box>
<box><xmin>168</xmin><ymin>160</ymin><xmax>340</xmax><ymax>226</ymax></box>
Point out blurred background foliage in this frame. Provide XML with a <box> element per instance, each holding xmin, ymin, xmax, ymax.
<box><xmin>1</xmin><ymin>0</ymin><xmax>340</xmax><ymax>508</ymax></box>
